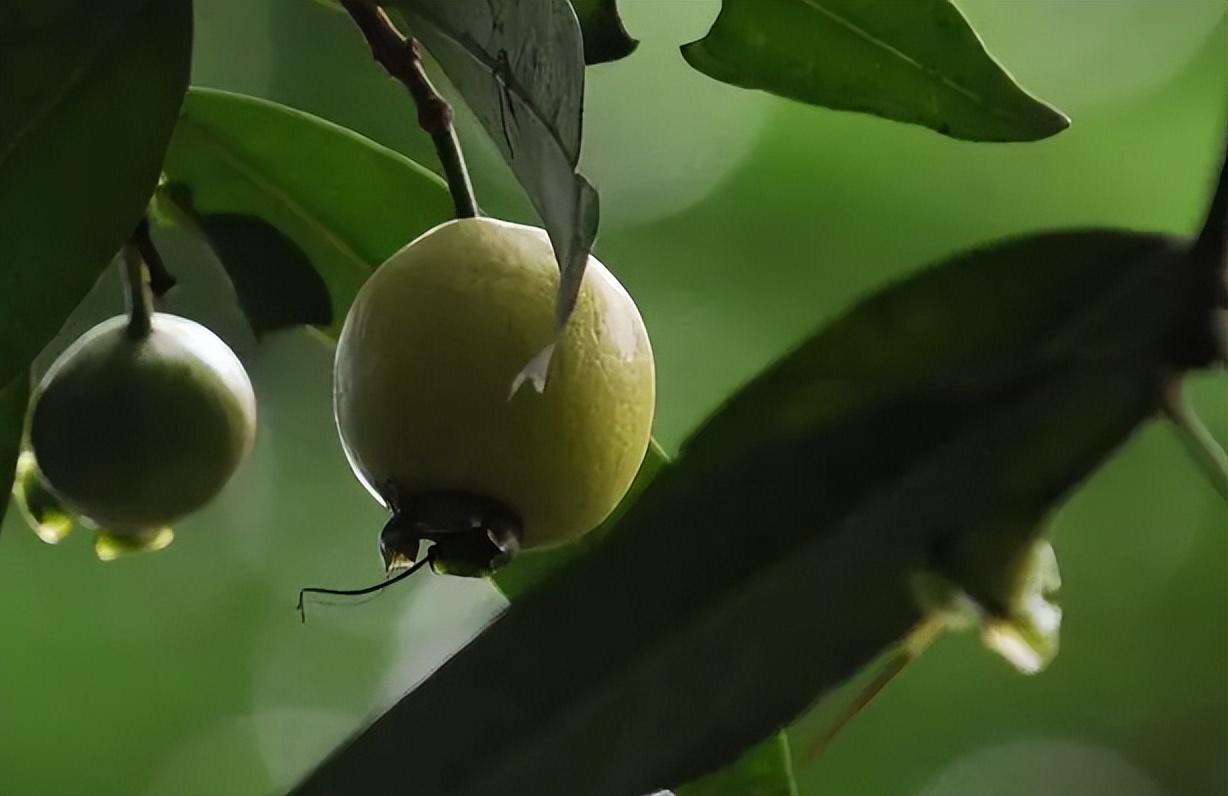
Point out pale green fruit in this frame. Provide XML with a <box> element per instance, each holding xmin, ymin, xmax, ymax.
<box><xmin>334</xmin><ymin>217</ymin><xmax>656</xmax><ymax>562</ymax></box>
<box><xmin>29</xmin><ymin>314</ymin><xmax>257</xmax><ymax>535</ymax></box>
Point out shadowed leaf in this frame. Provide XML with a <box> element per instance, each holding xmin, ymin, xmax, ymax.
<box><xmin>194</xmin><ymin>213</ymin><xmax>333</xmax><ymax>337</ymax></box>
<box><xmin>572</xmin><ymin>0</ymin><xmax>638</xmax><ymax>65</ymax></box>
<box><xmin>0</xmin><ymin>0</ymin><xmax>192</xmax><ymax>388</ymax></box>
<box><xmin>0</xmin><ymin>375</ymin><xmax>29</xmax><ymax>529</ymax></box>
<box><xmin>289</xmin><ymin>218</ymin><xmax>1212</xmax><ymax>796</ymax></box>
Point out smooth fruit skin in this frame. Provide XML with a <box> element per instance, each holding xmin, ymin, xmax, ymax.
<box><xmin>334</xmin><ymin>217</ymin><xmax>656</xmax><ymax>549</ymax></box>
<box><xmin>30</xmin><ymin>314</ymin><xmax>257</xmax><ymax>534</ymax></box>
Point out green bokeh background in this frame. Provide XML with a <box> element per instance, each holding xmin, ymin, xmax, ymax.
<box><xmin>1</xmin><ymin>2</ymin><xmax>1225</xmax><ymax>795</ymax></box>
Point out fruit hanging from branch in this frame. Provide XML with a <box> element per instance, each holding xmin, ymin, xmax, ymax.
<box><xmin>24</xmin><ymin>312</ymin><xmax>257</xmax><ymax>558</ymax></box>
<box><xmin>331</xmin><ymin>217</ymin><xmax>656</xmax><ymax>579</ymax></box>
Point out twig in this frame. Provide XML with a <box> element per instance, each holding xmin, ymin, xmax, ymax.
<box><xmin>132</xmin><ymin>216</ymin><xmax>177</xmax><ymax>296</ymax></box>
<box><xmin>341</xmin><ymin>1</ymin><xmax>479</xmax><ymax>219</ymax></box>
<box><xmin>1162</xmin><ymin>380</ymin><xmax>1228</xmax><ymax>503</ymax></box>
<box><xmin>121</xmin><ymin>240</ymin><xmax>153</xmax><ymax>341</ymax></box>
<box><xmin>801</xmin><ymin>617</ymin><xmax>943</xmax><ymax>768</ymax></box>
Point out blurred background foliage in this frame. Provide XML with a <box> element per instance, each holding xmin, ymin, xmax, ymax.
<box><xmin>1</xmin><ymin>1</ymin><xmax>1225</xmax><ymax>795</ymax></box>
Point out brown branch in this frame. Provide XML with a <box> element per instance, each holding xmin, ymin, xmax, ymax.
<box><xmin>341</xmin><ymin>1</ymin><xmax>479</xmax><ymax>219</ymax></box>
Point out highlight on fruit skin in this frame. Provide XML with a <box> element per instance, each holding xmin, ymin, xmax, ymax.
<box><xmin>25</xmin><ymin>313</ymin><xmax>257</xmax><ymax>557</ymax></box>
<box><xmin>11</xmin><ymin>450</ymin><xmax>76</xmax><ymax>545</ymax></box>
<box><xmin>333</xmin><ymin>217</ymin><xmax>657</xmax><ymax>577</ymax></box>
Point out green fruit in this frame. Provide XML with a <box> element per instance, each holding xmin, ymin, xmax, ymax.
<box><xmin>912</xmin><ymin>518</ymin><xmax>1063</xmax><ymax>675</ymax></box>
<box><xmin>29</xmin><ymin>313</ymin><xmax>257</xmax><ymax>535</ymax></box>
<box><xmin>333</xmin><ymin>217</ymin><xmax>656</xmax><ymax>574</ymax></box>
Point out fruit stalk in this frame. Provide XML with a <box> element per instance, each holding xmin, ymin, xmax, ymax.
<box><xmin>121</xmin><ymin>240</ymin><xmax>154</xmax><ymax>341</ymax></box>
<box><xmin>132</xmin><ymin>215</ymin><xmax>177</xmax><ymax>296</ymax></box>
<box><xmin>341</xmin><ymin>1</ymin><xmax>479</xmax><ymax>219</ymax></box>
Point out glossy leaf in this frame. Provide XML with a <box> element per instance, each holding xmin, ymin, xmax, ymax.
<box><xmin>572</xmin><ymin>0</ymin><xmax>639</xmax><ymax>65</ymax></box>
<box><xmin>0</xmin><ymin>0</ymin><xmax>193</xmax><ymax>389</ymax></box>
<box><xmin>680</xmin><ymin>0</ymin><xmax>1069</xmax><ymax>142</ymax></box>
<box><xmin>392</xmin><ymin>0</ymin><xmax>600</xmax><ymax>392</ymax></box>
<box><xmin>0</xmin><ymin>375</ymin><xmax>29</xmax><ymax>530</ymax></box>
<box><xmin>161</xmin><ymin>88</ymin><xmax>453</xmax><ymax>338</ymax></box>
<box><xmin>192</xmin><ymin>213</ymin><xmax>333</xmax><ymax>336</ymax></box>
<box><xmin>290</xmin><ymin>224</ymin><xmax>1205</xmax><ymax>796</ymax></box>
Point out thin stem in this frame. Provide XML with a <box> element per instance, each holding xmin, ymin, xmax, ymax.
<box><xmin>801</xmin><ymin>617</ymin><xmax>944</xmax><ymax>768</ymax></box>
<box><xmin>132</xmin><ymin>216</ymin><xmax>177</xmax><ymax>296</ymax></box>
<box><xmin>341</xmin><ymin>1</ymin><xmax>479</xmax><ymax>219</ymax></box>
<box><xmin>297</xmin><ymin>551</ymin><xmax>434</xmax><ymax>623</ymax></box>
<box><xmin>1162</xmin><ymin>380</ymin><xmax>1228</xmax><ymax>503</ymax></box>
<box><xmin>121</xmin><ymin>241</ymin><xmax>153</xmax><ymax>341</ymax></box>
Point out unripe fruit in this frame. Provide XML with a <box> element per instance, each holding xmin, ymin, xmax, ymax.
<box><xmin>29</xmin><ymin>313</ymin><xmax>257</xmax><ymax>538</ymax></box>
<box><xmin>333</xmin><ymin>217</ymin><xmax>656</xmax><ymax>575</ymax></box>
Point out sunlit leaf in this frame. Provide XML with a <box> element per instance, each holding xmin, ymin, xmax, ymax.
<box><xmin>681</xmin><ymin>0</ymin><xmax>1069</xmax><ymax>142</ymax></box>
<box><xmin>392</xmin><ymin>0</ymin><xmax>599</xmax><ymax>392</ymax></box>
<box><xmin>161</xmin><ymin>88</ymin><xmax>453</xmax><ymax>338</ymax></box>
<box><xmin>0</xmin><ymin>0</ymin><xmax>193</xmax><ymax>388</ymax></box>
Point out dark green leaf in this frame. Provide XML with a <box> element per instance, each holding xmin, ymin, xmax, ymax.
<box><xmin>192</xmin><ymin>212</ymin><xmax>333</xmax><ymax>337</ymax></box>
<box><xmin>392</xmin><ymin>0</ymin><xmax>600</xmax><ymax>391</ymax></box>
<box><xmin>0</xmin><ymin>374</ymin><xmax>29</xmax><ymax>530</ymax></box>
<box><xmin>571</xmin><ymin>0</ymin><xmax>639</xmax><ymax>65</ymax></box>
<box><xmin>495</xmin><ymin>439</ymin><xmax>670</xmax><ymax>600</ymax></box>
<box><xmin>680</xmin><ymin>0</ymin><xmax>1069</xmax><ymax>142</ymax></box>
<box><xmin>676</xmin><ymin>732</ymin><xmax>797</xmax><ymax>796</ymax></box>
<box><xmin>0</xmin><ymin>0</ymin><xmax>192</xmax><ymax>389</ymax></box>
<box><xmin>290</xmin><ymin>225</ymin><xmax>1203</xmax><ymax>796</ymax></box>
<box><xmin>161</xmin><ymin>88</ymin><xmax>453</xmax><ymax>337</ymax></box>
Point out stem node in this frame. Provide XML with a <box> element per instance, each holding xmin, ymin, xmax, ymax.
<box><xmin>341</xmin><ymin>1</ymin><xmax>478</xmax><ymax>219</ymax></box>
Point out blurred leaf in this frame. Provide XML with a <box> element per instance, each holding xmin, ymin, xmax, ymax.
<box><xmin>392</xmin><ymin>0</ymin><xmax>599</xmax><ymax>392</ymax></box>
<box><xmin>680</xmin><ymin>0</ymin><xmax>1069</xmax><ymax>142</ymax></box>
<box><xmin>675</xmin><ymin>732</ymin><xmax>797</xmax><ymax>796</ymax></box>
<box><xmin>289</xmin><ymin>224</ymin><xmax>1210</xmax><ymax>796</ymax></box>
<box><xmin>0</xmin><ymin>375</ymin><xmax>29</xmax><ymax>530</ymax></box>
<box><xmin>192</xmin><ymin>213</ymin><xmax>333</xmax><ymax>337</ymax></box>
<box><xmin>0</xmin><ymin>0</ymin><xmax>192</xmax><ymax>389</ymax></box>
<box><xmin>494</xmin><ymin>439</ymin><xmax>670</xmax><ymax>600</ymax></box>
<box><xmin>161</xmin><ymin>87</ymin><xmax>453</xmax><ymax>338</ymax></box>
<box><xmin>572</xmin><ymin>0</ymin><xmax>639</xmax><ymax>65</ymax></box>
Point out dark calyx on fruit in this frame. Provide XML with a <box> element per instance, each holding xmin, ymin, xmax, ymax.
<box><xmin>379</xmin><ymin>489</ymin><xmax>522</xmax><ymax>578</ymax></box>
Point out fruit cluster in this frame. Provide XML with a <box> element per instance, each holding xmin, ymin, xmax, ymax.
<box><xmin>14</xmin><ymin>218</ymin><xmax>657</xmax><ymax>576</ymax></box>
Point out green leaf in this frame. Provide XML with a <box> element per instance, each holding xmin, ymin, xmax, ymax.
<box><xmin>0</xmin><ymin>375</ymin><xmax>29</xmax><ymax>530</ymax></box>
<box><xmin>571</xmin><ymin>0</ymin><xmax>639</xmax><ymax>65</ymax></box>
<box><xmin>308</xmin><ymin>0</ymin><xmax>640</xmax><ymax>65</ymax></box>
<box><xmin>191</xmin><ymin>212</ymin><xmax>333</xmax><ymax>337</ymax></box>
<box><xmin>392</xmin><ymin>0</ymin><xmax>600</xmax><ymax>392</ymax></box>
<box><xmin>0</xmin><ymin>0</ymin><xmax>193</xmax><ymax>389</ymax></box>
<box><xmin>289</xmin><ymin>224</ymin><xmax>1206</xmax><ymax>796</ymax></box>
<box><xmin>680</xmin><ymin>0</ymin><xmax>1069</xmax><ymax>142</ymax></box>
<box><xmin>676</xmin><ymin>732</ymin><xmax>797</xmax><ymax>796</ymax></box>
<box><xmin>495</xmin><ymin>439</ymin><xmax>670</xmax><ymax>601</ymax></box>
<box><xmin>161</xmin><ymin>88</ymin><xmax>454</xmax><ymax>337</ymax></box>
